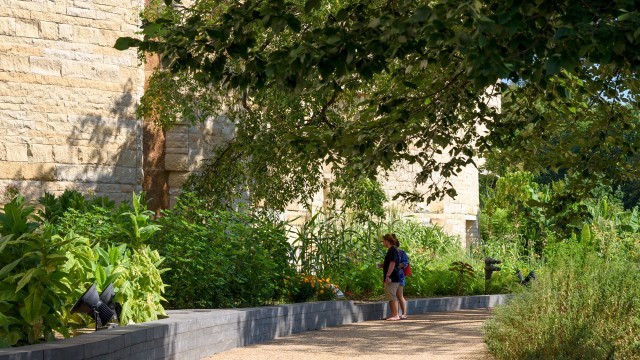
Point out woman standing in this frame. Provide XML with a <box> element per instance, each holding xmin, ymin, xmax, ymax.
<box><xmin>392</xmin><ymin>234</ymin><xmax>409</xmax><ymax>320</ymax></box>
<box><xmin>381</xmin><ymin>234</ymin><xmax>400</xmax><ymax>321</ymax></box>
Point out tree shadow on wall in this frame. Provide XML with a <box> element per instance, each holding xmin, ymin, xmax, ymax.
<box><xmin>3</xmin><ymin>78</ymin><xmax>142</xmax><ymax>206</ymax></box>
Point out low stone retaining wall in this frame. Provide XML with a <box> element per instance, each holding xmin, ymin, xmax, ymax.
<box><xmin>0</xmin><ymin>295</ymin><xmax>511</xmax><ymax>360</ymax></box>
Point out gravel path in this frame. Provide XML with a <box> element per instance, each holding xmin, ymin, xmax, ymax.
<box><xmin>203</xmin><ymin>309</ymin><xmax>495</xmax><ymax>360</ymax></box>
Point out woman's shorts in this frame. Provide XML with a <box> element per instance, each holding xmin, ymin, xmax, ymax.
<box><xmin>384</xmin><ymin>282</ymin><xmax>399</xmax><ymax>301</ymax></box>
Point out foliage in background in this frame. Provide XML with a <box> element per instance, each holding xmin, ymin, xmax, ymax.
<box><xmin>38</xmin><ymin>190</ymin><xmax>115</xmax><ymax>225</ymax></box>
<box><xmin>480</xmin><ymin>171</ymin><xmax>586</xmax><ymax>261</ymax></box>
<box><xmin>150</xmin><ymin>192</ymin><xmax>295</xmax><ymax>309</ymax></box>
<box><xmin>290</xmin><ymin>208</ymin><xmax>515</xmax><ymax>301</ymax></box>
<box><xmin>328</xmin><ymin>176</ymin><xmax>387</xmax><ymax>224</ymax></box>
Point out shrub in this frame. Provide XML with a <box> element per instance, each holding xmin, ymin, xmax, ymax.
<box><xmin>62</xmin><ymin>242</ymin><xmax>167</xmax><ymax>326</ymax></box>
<box><xmin>55</xmin><ymin>192</ymin><xmax>159</xmax><ymax>250</ymax></box>
<box><xmin>0</xmin><ymin>196</ymin><xmax>83</xmax><ymax>346</ymax></box>
<box><xmin>0</xmin><ymin>192</ymin><xmax>167</xmax><ymax>347</ymax></box>
<box><xmin>38</xmin><ymin>190</ymin><xmax>115</xmax><ymax>225</ymax></box>
<box><xmin>485</xmin><ymin>251</ymin><xmax>640</xmax><ymax>359</ymax></box>
<box><xmin>151</xmin><ymin>193</ymin><xmax>295</xmax><ymax>309</ymax></box>
<box><xmin>284</xmin><ymin>274</ymin><xmax>337</xmax><ymax>303</ymax></box>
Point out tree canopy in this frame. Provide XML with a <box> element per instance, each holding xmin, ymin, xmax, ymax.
<box><xmin>117</xmin><ymin>0</ymin><xmax>640</xmax><ymax>210</ymax></box>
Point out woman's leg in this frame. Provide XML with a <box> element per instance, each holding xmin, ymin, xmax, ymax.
<box><xmin>384</xmin><ymin>283</ymin><xmax>400</xmax><ymax>320</ymax></box>
<box><xmin>396</xmin><ymin>285</ymin><xmax>407</xmax><ymax>318</ymax></box>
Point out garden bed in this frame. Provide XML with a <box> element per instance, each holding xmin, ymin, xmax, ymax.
<box><xmin>0</xmin><ymin>295</ymin><xmax>510</xmax><ymax>360</ymax></box>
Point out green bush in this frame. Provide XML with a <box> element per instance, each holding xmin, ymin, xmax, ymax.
<box><xmin>284</xmin><ymin>274</ymin><xmax>337</xmax><ymax>303</ymax></box>
<box><xmin>151</xmin><ymin>193</ymin><xmax>295</xmax><ymax>309</ymax></box>
<box><xmin>485</xmin><ymin>251</ymin><xmax>640</xmax><ymax>359</ymax></box>
<box><xmin>0</xmin><ymin>196</ymin><xmax>82</xmax><ymax>346</ymax></box>
<box><xmin>62</xmin><ymin>242</ymin><xmax>167</xmax><ymax>326</ymax></box>
<box><xmin>55</xmin><ymin>192</ymin><xmax>159</xmax><ymax>250</ymax></box>
<box><xmin>0</xmin><ymin>192</ymin><xmax>167</xmax><ymax>347</ymax></box>
<box><xmin>38</xmin><ymin>190</ymin><xmax>115</xmax><ymax>225</ymax></box>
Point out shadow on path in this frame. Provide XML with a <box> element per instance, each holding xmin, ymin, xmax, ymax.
<box><xmin>204</xmin><ymin>309</ymin><xmax>495</xmax><ymax>360</ymax></box>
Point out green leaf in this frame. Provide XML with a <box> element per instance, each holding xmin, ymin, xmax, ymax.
<box><xmin>20</xmin><ymin>287</ymin><xmax>43</xmax><ymax>323</ymax></box>
<box><xmin>0</xmin><ymin>259</ymin><xmax>21</xmax><ymax>278</ymax></box>
<box><xmin>285</xmin><ymin>16</ymin><xmax>302</xmax><ymax>33</ymax></box>
<box><xmin>49</xmin><ymin>278</ymin><xmax>72</xmax><ymax>294</ymax></box>
<box><xmin>368</xmin><ymin>18</ymin><xmax>380</xmax><ymax>28</ymax></box>
<box><xmin>336</xmin><ymin>9</ymin><xmax>349</xmax><ymax>21</ymax></box>
<box><xmin>617</xmin><ymin>12</ymin><xmax>633</xmax><ymax>21</ymax></box>
<box><xmin>95</xmin><ymin>246</ymin><xmax>110</xmax><ymax>265</ymax></box>
<box><xmin>0</xmin><ymin>290</ymin><xmax>19</xmax><ymax>301</ymax></box>
<box><xmin>326</xmin><ymin>36</ymin><xmax>341</xmax><ymax>45</ymax></box>
<box><xmin>545</xmin><ymin>55</ymin><xmax>562</xmax><ymax>76</ymax></box>
<box><xmin>141</xmin><ymin>23</ymin><xmax>165</xmax><ymax>36</ymax></box>
<box><xmin>95</xmin><ymin>264</ymin><xmax>107</xmax><ymax>287</ymax></box>
<box><xmin>304</xmin><ymin>0</ymin><xmax>320</xmax><ymax>14</ymax></box>
<box><xmin>1</xmin><ymin>331</ymin><xmax>21</xmax><ymax>346</ymax></box>
<box><xmin>580</xmin><ymin>223</ymin><xmax>591</xmax><ymax>244</ymax></box>
<box><xmin>0</xmin><ymin>234</ymin><xmax>13</xmax><ymax>253</ymax></box>
<box><xmin>16</xmin><ymin>268</ymin><xmax>37</xmax><ymax>292</ymax></box>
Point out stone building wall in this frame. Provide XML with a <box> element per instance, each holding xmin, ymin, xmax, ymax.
<box><xmin>163</xmin><ymin>116</ymin><xmax>236</xmax><ymax>202</ymax></box>
<box><xmin>0</xmin><ymin>0</ymin><xmax>145</xmax><ymax>203</ymax></box>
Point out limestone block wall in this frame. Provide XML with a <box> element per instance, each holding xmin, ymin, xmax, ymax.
<box><xmin>375</xmin><ymin>159</ymin><xmax>480</xmax><ymax>248</ymax></box>
<box><xmin>163</xmin><ymin>116</ymin><xmax>235</xmax><ymax>203</ymax></box>
<box><xmin>0</xmin><ymin>0</ymin><xmax>145</xmax><ymax>203</ymax></box>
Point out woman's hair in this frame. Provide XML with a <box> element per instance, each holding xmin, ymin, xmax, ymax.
<box><xmin>383</xmin><ymin>233</ymin><xmax>400</xmax><ymax>247</ymax></box>
<box><xmin>382</xmin><ymin>233</ymin><xmax>395</xmax><ymax>245</ymax></box>
<box><xmin>392</xmin><ymin>233</ymin><xmax>400</xmax><ymax>247</ymax></box>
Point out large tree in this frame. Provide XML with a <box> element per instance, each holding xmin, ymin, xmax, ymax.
<box><xmin>118</xmin><ymin>0</ymin><xmax>640</xmax><ymax>210</ymax></box>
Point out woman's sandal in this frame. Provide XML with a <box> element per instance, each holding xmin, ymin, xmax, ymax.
<box><xmin>399</xmin><ymin>315</ymin><xmax>408</xmax><ymax>320</ymax></box>
<box><xmin>385</xmin><ymin>316</ymin><xmax>401</xmax><ymax>321</ymax></box>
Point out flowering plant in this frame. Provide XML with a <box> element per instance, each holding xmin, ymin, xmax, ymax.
<box><xmin>284</xmin><ymin>273</ymin><xmax>340</xmax><ymax>303</ymax></box>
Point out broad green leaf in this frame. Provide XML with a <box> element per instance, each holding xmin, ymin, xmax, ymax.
<box><xmin>304</xmin><ymin>0</ymin><xmax>320</xmax><ymax>14</ymax></box>
<box><xmin>545</xmin><ymin>55</ymin><xmax>562</xmax><ymax>76</ymax></box>
<box><xmin>0</xmin><ymin>234</ymin><xmax>13</xmax><ymax>253</ymax></box>
<box><xmin>1</xmin><ymin>331</ymin><xmax>21</xmax><ymax>346</ymax></box>
<box><xmin>16</xmin><ymin>268</ymin><xmax>37</xmax><ymax>292</ymax></box>
<box><xmin>580</xmin><ymin>224</ymin><xmax>591</xmax><ymax>244</ymax></box>
<box><xmin>19</xmin><ymin>287</ymin><xmax>43</xmax><ymax>323</ymax></box>
<box><xmin>0</xmin><ymin>259</ymin><xmax>21</xmax><ymax>278</ymax></box>
<box><xmin>142</xmin><ymin>23</ymin><xmax>165</xmax><ymax>36</ymax></box>
<box><xmin>0</xmin><ymin>290</ymin><xmax>19</xmax><ymax>302</ymax></box>
<box><xmin>95</xmin><ymin>264</ymin><xmax>107</xmax><ymax>287</ymax></box>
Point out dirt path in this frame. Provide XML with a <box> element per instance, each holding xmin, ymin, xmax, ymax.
<box><xmin>203</xmin><ymin>309</ymin><xmax>495</xmax><ymax>360</ymax></box>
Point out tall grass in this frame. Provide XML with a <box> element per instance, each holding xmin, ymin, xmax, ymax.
<box><xmin>289</xmin><ymin>210</ymin><xmax>516</xmax><ymax>299</ymax></box>
<box><xmin>485</xmin><ymin>251</ymin><xmax>640</xmax><ymax>359</ymax></box>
